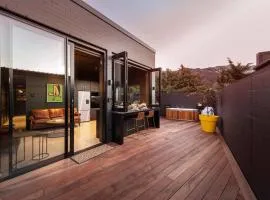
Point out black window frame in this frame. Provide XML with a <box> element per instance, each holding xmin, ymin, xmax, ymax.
<box><xmin>112</xmin><ymin>51</ymin><xmax>161</xmax><ymax>112</ymax></box>
<box><xmin>112</xmin><ymin>51</ymin><xmax>128</xmax><ymax>112</ymax></box>
<box><xmin>149</xmin><ymin>67</ymin><xmax>162</xmax><ymax>107</ymax></box>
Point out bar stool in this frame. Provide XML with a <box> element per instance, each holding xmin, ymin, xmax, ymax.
<box><xmin>145</xmin><ymin>110</ymin><xmax>155</xmax><ymax>128</ymax></box>
<box><xmin>126</xmin><ymin>117</ymin><xmax>136</xmax><ymax>135</ymax></box>
<box><xmin>135</xmin><ymin>112</ymin><xmax>146</xmax><ymax>131</ymax></box>
<box><xmin>32</xmin><ymin>134</ymin><xmax>49</xmax><ymax>160</ymax></box>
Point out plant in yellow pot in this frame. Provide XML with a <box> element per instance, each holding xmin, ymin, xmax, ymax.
<box><xmin>198</xmin><ymin>88</ymin><xmax>219</xmax><ymax>134</ymax></box>
<box><xmin>199</xmin><ymin>107</ymin><xmax>219</xmax><ymax>134</ymax></box>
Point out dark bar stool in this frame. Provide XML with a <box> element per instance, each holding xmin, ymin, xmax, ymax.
<box><xmin>145</xmin><ymin>110</ymin><xmax>155</xmax><ymax>128</ymax></box>
<box><xmin>126</xmin><ymin>117</ymin><xmax>136</xmax><ymax>135</ymax></box>
<box><xmin>135</xmin><ymin>112</ymin><xmax>146</xmax><ymax>131</ymax></box>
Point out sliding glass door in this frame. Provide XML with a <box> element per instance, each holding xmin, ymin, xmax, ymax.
<box><xmin>0</xmin><ymin>14</ymin><xmax>66</xmax><ymax>175</ymax></box>
<box><xmin>68</xmin><ymin>42</ymin><xmax>105</xmax><ymax>153</ymax></box>
<box><xmin>0</xmin><ymin>11</ymin><xmax>107</xmax><ymax>180</ymax></box>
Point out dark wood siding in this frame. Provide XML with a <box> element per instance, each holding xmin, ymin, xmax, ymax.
<box><xmin>0</xmin><ymin>0</ymin><xmax>155</xmax><ymax>67</ymax></box>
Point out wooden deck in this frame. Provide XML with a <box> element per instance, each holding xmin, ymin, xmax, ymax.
<box><xmin>0</xmin><ymin>119</ymin><xmax>246</xmax><ymax>200</ymax></box>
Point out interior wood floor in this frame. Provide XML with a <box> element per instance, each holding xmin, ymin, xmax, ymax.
<box><xmin>0</xmin><ymin>120</ymin><xmax>100</xmax><ymax>174</ymax></box>
<box><xmin>0</xmin><ymin>119</ymin><xmax>246</xmax><ymax>200</ymax></box>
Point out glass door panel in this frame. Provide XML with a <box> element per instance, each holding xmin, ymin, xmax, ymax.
<box><xmin>11</xmin><ymin>69</ymin><xmax>66</xmax><ymax>170</ymax></box>
<box><xmin>71</xmin><ymin>44</ymin><xmax>104</xmax><ymax>152</ymax></box>
<box><xmin>127</xmin><ymin>65</ymin><xmax>149</xmax><ymax>109</ymax></box>
<box><xmin>9</xmin><ymin>17</ymin><xmax>66</xmax><ymax>170</ymax></box>
<box><xmin>0</xmin><ymin>13</ymin><xmax>66</xmax><ymax>176</ymax></box>
<box><xmin>112</xmin><ymin>52</ymin><xmax>128</xmax><ymax>112</ymax></box>
<box><xmin>0</xmin><ymin>68</ymin><xmax>10</xmax><ymax>179</ymax></box>
<box><xmin>150</xmin><ymin>68</ymin><xmax>161</xmax><ymax>107</ymax></box>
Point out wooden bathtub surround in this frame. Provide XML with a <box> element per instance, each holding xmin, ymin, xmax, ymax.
<box><xmin>166</xmin><ymin>108</ymin><xmax>199</xmax><ymax>121</ymax></box>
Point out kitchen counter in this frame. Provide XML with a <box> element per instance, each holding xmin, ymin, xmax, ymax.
<box><xmin>112</xmin><ymin>108</ymin><xmax>160</xmax><ymax>144</ymax></box>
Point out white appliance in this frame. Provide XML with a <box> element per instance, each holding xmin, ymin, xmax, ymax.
<box><xmin>78</xmin><ymin>91</ymin><xmax>91</xmax><ymax>122</ymax></box>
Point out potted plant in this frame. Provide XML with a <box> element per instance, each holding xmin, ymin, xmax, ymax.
<box><xmin>198</xmin><ymin>88</ymin><xmax>219</xmax><ymax>134</ymax></box>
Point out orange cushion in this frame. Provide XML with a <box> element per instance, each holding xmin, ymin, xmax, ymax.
<box><xmin>32</xmin><ymin>109</ymin><xmax>50</xmax><ymax>120</ymax></box>
<box><xmin>48</xmin><ymin>108</ymin><xmax>64</xmax><ymax>118</ymax></box>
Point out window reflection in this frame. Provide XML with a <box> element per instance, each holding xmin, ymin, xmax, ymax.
<box><xmin>152</xmin><ymin>70</ymin><xmax>160</xmax><ymax>106</ymax></box>
<box><xmin>127</xmin><ymin>66</ymin><xmax>149</xmax><ymax>111</ymax></box>
<box><xmin>0</xmin><ymin>68</ymin><xmax>10</xmax><ymax>178</ymax></box>
<box><xmin>13</xmin><ymin>70</ymin><xmax>66</xmax><ymax>168</ymax></box>
<box><xmin>113</xmin><ymin>62</ymin><xmax>125</xmax><ymax>110</ymax></box>
<box><xmin>0</xmin><ymin>15</ymin><xmax>64</xmax><ymax>74</ymax></box>
<box><xmin>12</xmin><ymin>22</ymin><xmax>65</xmax><ymax>74</ymax></box>
<box><xmin>0</xmin><ymin>14</ymin><xmax>65</xmax><ymax>172</ymax></box>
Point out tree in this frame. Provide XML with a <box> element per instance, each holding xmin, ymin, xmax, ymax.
<box><xmin>160</xmin><ymin>58</ymin><xmax>253</xmax><ymax>111</ymax></box>
<box><xmin>161</xmin><ymin>68</ymin><xmax>179</xmax><ymax>93</ymax></box>
<box><xmin>161</xmin><ymin>65</ymin><xmax>204</xmax><ymax>93</ymax></box>
<box><xmin>217</xmin><ymin>58</ymin><xmax>254</xmax><ymax>89</ymax></box>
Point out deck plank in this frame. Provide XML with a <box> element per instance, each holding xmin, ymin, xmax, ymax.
<box><xmin>219</xmin><ymin>175</ymin><xmax>240</xmax><ymax>200</ymax></box>
<box><xmin>202</xmin><ymin>163</ymin><xmax>232</xmax><ymax>200</ymax></box>
<box><xmin>169</xmin><ymin>148</ymin><xmax>223</xmax><ymax>200</ymax></box>
<box><xmin>185</xmin><ymin>155</ymin><xmax>228</xmax><ymax>200</ymax></box>
<box><xmin>0</xmin><ymin>119</ymin><xmax>249</xmax><ymax>200</ymax></box>
<box><xmin>236</xmin><ymin>191</ymin><xmax>246</xmax><ymax>200</ymax></box>
<box><xmin>102</xmin><ymin>136</ymin><xmax>218</xmax><ymax>200</ymax></box>
<box><xmin>54</xmin><ymin>126</ymin><xmax>212</xmax><ymax>200</ymax></box>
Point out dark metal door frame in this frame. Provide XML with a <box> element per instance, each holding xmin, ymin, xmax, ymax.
<box><xmin>64</xmin><ymin>38</ymin><xmax>69</xmax><ymax>156</ymax></box>
<box><xmin>68</xmin><ymin>42</ymin><xmax>75</xmax><ymax>155</ymax></box>
<box><xmin>68</xmin><ymin>41</ymin><xmax>107</xmax><ymax>154</ymax></box>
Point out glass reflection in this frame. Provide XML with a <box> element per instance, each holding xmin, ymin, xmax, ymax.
<box><xmin>113</xmin><ymin>62</ymin><xmax>125</xmax><ymax>110</ymax></box>
<box><xmin>0</xmin><ymin>68</ymin><xmax>10</xmax><ymax>178</ymax></box>
<box><xmin>0</xmin><ymin>14</ymin><xmax>66</xmax><ymax>172</ymax></box>
<box><xmin>127</xmin><ymin>66</ymin><xmax>149</xmax><ymax>111</ymax></box>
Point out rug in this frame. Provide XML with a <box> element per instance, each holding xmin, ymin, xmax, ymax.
<box><xmin>71</xmin><ymin>144</ymin><xmax>115</xmax><ymax>164</ymax></box>
<box><xmin>46</xmin><ymin>129</ymin><xmax>66</xmax><ymax>138</ymax></box>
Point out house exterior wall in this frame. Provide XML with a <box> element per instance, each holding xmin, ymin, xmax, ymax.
<box><xmin>0</xmin><ymin>0</ymin><xmax>156</xmax><ymax>180</ymax></box>
<box><xmin>0</xmin><ymin>0</ymin><xmax>155</xmax><ymax>142</ymax></box>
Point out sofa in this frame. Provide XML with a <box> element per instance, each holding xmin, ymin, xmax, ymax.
<box><xmin>29</xmin><ymin>108</ymin><xmax>81</xmax><ymax>130</ymax></box>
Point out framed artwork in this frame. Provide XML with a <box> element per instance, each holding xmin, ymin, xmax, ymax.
<box><xmin>47</xmin><ymin>83</ymin><xmax>63</xmax><ymax>102</ymax></box>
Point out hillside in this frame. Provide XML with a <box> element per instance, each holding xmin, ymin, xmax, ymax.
<box><xmin>188</xmin><ymin>66</ymin><xmax>228</xmax><ymax>86</ymax></box>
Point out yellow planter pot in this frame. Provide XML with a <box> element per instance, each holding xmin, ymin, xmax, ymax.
<box><xmin>199</xmin><ymin>114</ymin><xmax>219</xmax><ymax>134</ymax></box>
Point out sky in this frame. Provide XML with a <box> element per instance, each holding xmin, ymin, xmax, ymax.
<box><xmin>85</xmin><ymin>0</ymin><xmax>270</xmax><ymax>69</ymax></box>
